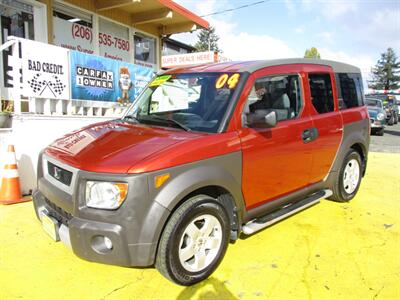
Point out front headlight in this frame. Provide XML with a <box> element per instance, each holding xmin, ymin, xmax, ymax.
<box><xmin>377</xmin><ymin>113</ymin><xmax>385</xmax><ymax>121</ymax></box>
<box><xmin>86</xmin><ymin>181</ymin><xmax>128</xmax><ymax>210</ymax></box>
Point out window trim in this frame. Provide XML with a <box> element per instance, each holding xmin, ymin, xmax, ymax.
<box><xmin>241</xmin><ymin>72</ymin><xmax>306</xmax><ymax>126</ymax></box>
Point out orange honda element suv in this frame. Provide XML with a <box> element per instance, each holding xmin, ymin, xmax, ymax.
<box><xmin>33</xmin><ymin>59</ymin><xmax>370</xmax><ymax>285</ymax></box>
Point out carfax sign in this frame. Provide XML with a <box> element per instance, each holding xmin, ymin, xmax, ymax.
<box><xmin>70</xmin><ymin>51</ymin><xmax>154</xmax><ymax>103</ymax></box>
<box><xmin>21</xmin><ymin>39</ymin><xmax>70</xmax><ymax>99</ymax></box>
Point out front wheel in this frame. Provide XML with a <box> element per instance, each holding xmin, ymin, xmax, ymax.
<box><xmin>155</xmin><ymin>195</ymin><xmax>230</xmax><ymax>285</ymax></box>
<box><xmin>329</xmin><ymin>150</ymin><xmax>363</xmax><ymax>202</ymax></box>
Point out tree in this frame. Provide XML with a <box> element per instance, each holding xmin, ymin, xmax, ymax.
<box><xmin>195</xmin><ymin>26</ymin><xmax>220</xmax><ymax>53</ymax></box>
<box><xmin>304</xmin><ymin>47</ymin><xmax>321</xmax><ymax>59</ymax></box>
<box><xmin>368</xmin><ymin>48</ymin><xmax>400</xmax><ymax>90</ymax></box>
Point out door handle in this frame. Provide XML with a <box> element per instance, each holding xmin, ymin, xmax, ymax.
<box><xmin>302</xmin><ymin>128</ymin><xmax>318</xmax><ymax>143</ymax></box>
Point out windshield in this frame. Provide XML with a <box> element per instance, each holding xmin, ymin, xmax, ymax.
<box><xmin>366</xmin><ymin>99</ymin><xmax>382</xmax><ymax>108</ymax></box>
<box><xmin>124</xmin><ymin>72</ymin><xmax>242</xmax><ymax>133</ymax></box>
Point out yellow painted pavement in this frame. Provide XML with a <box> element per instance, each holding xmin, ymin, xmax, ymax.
<box><xmin>0</xmin><ymin>152</ymin><xmax>399</xmax><ymax>300</ymax></box>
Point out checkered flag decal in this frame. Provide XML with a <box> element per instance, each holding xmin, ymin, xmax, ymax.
<box><xmin>28</xmin><ymin>74</ymin><xmax>66</xmax><ymax>97</ymax></box>
<box><xmin>48</xmin><ymin>75</ymin><xmax>66</xmax><ymax>95</ymax></box>
<box><xmin>28</xmin><ymin>73</ymin><xmax>44</xmax><ymax>93</ymax></box>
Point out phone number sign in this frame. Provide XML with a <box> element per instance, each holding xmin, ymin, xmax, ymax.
<box><xmin>98</xmin><ymin>32</ymin><xmax>130</xmax><ymax>61</ymax></box>
<box><xmin>54</xmin><ymin>16</ymin><xmax>131</xmax><ymax>62</ymax></box>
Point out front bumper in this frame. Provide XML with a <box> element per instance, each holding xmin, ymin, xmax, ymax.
<box><xmin>370</xmin><ymin>119</ymin><xmax>385</xmax><ymax>130</ymax></box>
<box><xmin>33</xmin><ymin>189</ymin><xmax>165</xmax><ymax>266</ymax></box>
<box><xmin>33</xmin><ymin>156</ymin><xmax>170</xmax><ymax>267</ymax></box>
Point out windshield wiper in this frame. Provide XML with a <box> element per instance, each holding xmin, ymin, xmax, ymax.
<box><xmin>122</xmin><ymin>114</ymin><xmax>140</xmax><ymax>123</ymax></box>
<box><xmin>150</xmin><ymin>116</ymin><xmax>191</xmax><ymax>131</ymax></box>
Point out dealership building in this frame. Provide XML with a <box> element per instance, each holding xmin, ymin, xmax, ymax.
<box><xmin>0</xmin><ymin>0</ymin><xmax>209</xmax><ymax>194</ymax></box>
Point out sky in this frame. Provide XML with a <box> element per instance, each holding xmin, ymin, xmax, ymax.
<box><xmin>172</xmin><ymin>0</ymin><xmax>400</xmax><ymax>85</ymax></box>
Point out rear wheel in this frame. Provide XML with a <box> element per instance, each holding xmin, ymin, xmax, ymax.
<box><xmin>329</xmin><ymin>150</ymin><xmax>362</xmax><ymax>202</ymax></box>
<box><xmin>155</xmin><ymin>195</ymin><xmax>230</xmax><ymax>285</ymax></box>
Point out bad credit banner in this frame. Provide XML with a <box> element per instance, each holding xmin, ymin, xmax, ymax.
<box><xmin>21</xmin><ymin>39</ymin><xmax>70</xmax><ymax>99</ymax></box>
<box><xmin>70</xmin><ymin>51</ymin><xmax>154</xmax><ymax>103</ymax></box>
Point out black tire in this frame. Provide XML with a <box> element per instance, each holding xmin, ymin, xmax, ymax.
<box><xmin>155</xmin><ymin>195</ymin><xmax>230</xmax><ymax>286</ymax></box>
<box><xmin>376</xmin><ymin>128</ymin><xmax>384</xmax><ymax>136</ymax></box>
<box><xmin>394</xmin><ymin>113</ymin><xmax>398</xmax><ymax>124</ymax></box>
<box><xmin>329</xmin><ymin>150</ymin><xmax>363</xmax><ymax>202</ymax></box>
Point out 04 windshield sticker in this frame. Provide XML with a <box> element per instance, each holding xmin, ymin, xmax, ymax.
<box><xmin>149</xmin><ymin>75</ymin><xmax>172</xmax><ymax>87</ymax></box>
<box><xmin>215</xmin><ymin>73</ymin><xmax>240</xmax><ymax>89</ymax></box>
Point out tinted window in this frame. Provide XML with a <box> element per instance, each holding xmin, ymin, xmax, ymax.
<box><xmin>336</xmin><ymin>73</ymin><xmax>364</xmax><ymax>109</ymax></box>
<box><xmin>309</xmin><ymin>74</ymin><xmax>334</xmax><ymax>114</ymax></box>
<box><xmin>244</xmin><ymin>74</ymin><xmax>302</xmax><ymax>122</ymax></box>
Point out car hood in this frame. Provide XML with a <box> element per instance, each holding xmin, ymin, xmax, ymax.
<box><xmin>367</xmin><ymin>107</ymin><xmax>381</xmax><ymax>117</ymax></box>
<box><xmin>45</xmin><ymin>120</ymin><xmax>202</xmax><ymax>173</ymax></box>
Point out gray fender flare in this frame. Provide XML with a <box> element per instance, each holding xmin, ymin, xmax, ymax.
<box><xmin>326</xmin><ymin>120</ymin><xmax>369</xmax><ymax>185</ymax></box>
<box><xmin>153</xmin><ymin>164</ymin><xmax>245</xmax><ymax>216</ymax></box>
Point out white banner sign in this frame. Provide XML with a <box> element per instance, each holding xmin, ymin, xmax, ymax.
<box><xmin>21</xmin><ymin>39</ymin><xmax>70</xmax><ymax>99</ymax></box>
<box><xmin>161</xmin><ymin>51</ymin><xmax>215</xmax><ymax>68</ymax></box>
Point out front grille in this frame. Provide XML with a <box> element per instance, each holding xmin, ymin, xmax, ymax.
<box><xmin>47</xmin><ymin>161</ymin><xmax>73</xmax><ymax>186</ymax></box>
<box><xmin>45</xmin><ymin>199</ymin><xmax>72</xmax><ymax>225</ymax></box>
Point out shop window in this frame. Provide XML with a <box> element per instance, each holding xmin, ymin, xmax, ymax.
<box><xmin>99</xmin><ymin>18</ymin><xmax>130</xmax><ymax>62</ymax></box>
<box><xmin>1</xmin><ymin>0</ymin><xmax>34</xmax><ymax>86</ymax></box>
<box><xmin>309</xmin><ymin>74</ymin><xmax>334</xmax><ymax>114</ymax></box>
<box><xmin>53</xmin><ymin>3</ymin><xmax>94</xmax><ymax>54</ymax></box>
<box><xmin>134</xmin><ymin>33</ymin><xmax>156</xmax><ymax>69</ymax></box>
<box><xmin>336</xmin><ymin>73</ymin><xmax>364</xmax><ymax>109</ymax></box>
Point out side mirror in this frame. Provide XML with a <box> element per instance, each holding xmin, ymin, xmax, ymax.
<box><xmin>247</xmin><ymin>110</ymin><xmax>277</xmax><ymax>128</ymax></box>
<box><xmin>264</xmin><ymin>110</ymin><xmax>277</xmax><ymax>127</ymax></box>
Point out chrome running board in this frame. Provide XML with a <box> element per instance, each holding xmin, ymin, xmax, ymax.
<box><xmin>242</xmin><ymin>189</ymin><xmax>333</xmax><ymax>235</ymax></box>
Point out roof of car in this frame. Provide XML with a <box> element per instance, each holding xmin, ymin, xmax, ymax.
<box><xmin>165</xmin><ymin>58</ymin><xmax>361</xmax><ymax>74</ymax></box>
<box><xmin>365</xmin><ymin>97</ymin><xmax>383</xmax><ymax>102</ymax></box>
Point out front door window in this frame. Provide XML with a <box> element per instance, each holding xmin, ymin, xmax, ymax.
<box><xmin>244</xmin><ymin>74</ymin><xmax>303</xmax><ymax>122</ymax></box>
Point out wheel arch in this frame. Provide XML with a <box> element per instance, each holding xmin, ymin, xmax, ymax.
<box><xmin>145</xmin><ymin>153</ymin><xmax>244</xmax><ymax>264</ymax></box>
<box><xmin>325</xmin><ymin>119</ymin><xmax>369</xmax><ymax>188</ymax></box>
<box><xmin>350</xmin><ymin>142</ymin><xmax>367</xmax><ymax>176</ymax></box>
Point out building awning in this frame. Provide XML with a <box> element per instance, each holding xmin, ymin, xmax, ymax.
<box><xmin>95</xmin><ymin>0</ymin><xmax>209</xmax><ymax>35</ymax></box>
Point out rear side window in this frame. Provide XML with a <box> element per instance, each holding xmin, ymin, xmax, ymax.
<box><xmin>309</xmin><ymin>74</ymin><xmax>334</xmax><ymax>114</ymax></box>
<box><xmin>336</xmin><ymin>73</ymin><xmax>364</xmax><ymax>109</ymax></box>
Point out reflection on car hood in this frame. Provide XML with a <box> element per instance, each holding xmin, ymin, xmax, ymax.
<box><xmin>45</xmin><ymin>120</ymin><xmax>201</xmax><ymax>173</ymax></box>
<box><xmin>367</xmin><ymin>107</ymin><xmax>382</xmax><ymax>117</ymax></box>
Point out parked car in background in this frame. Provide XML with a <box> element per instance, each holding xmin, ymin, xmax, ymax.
<box><xmin>366</xmin><ymin>94</ymin><xmax>397</xmax><ymax>125</ymax></box>
<box><xmin>365</xmin><ymin>98</ymin><xmax>386</xmax><ymax>136</ymax></box>
<box><xmin>387</xmin><ymin>95</ymin><xmax>400</xmax><ymax>122</ymax></box>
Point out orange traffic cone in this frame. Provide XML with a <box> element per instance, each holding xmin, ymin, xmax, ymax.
<box><xmin>0</xmin><ymin>145</ymin><xmax>30</xmax><ymax>205</ymax></box>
